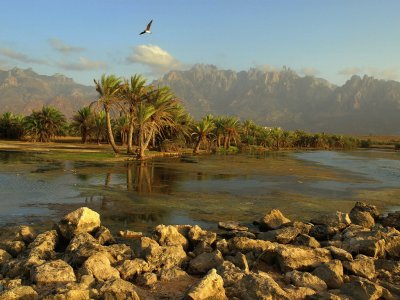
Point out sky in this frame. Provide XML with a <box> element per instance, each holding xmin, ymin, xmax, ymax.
<box><xmin>1</xmin><ymin>0</ymin><xmax>399</xmax><ymax>86</ymax></box>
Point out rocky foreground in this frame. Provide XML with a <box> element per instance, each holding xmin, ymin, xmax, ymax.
<box><xmin>0</xmin><ymin>203</ymin><xmax>400</xmax><ymax>299</ymax></box>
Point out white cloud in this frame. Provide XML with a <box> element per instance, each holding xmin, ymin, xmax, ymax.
<box><xmin>58</xmin><ymin>57</ymin><xmax>107</xmax><ymax>71</ymax></box>
<box><xmin>254</xmin><ymin>64</ymin><xmax>279</xmax><ymax>72</ymax></box>
<box><xmin>339</xmin><ymin>66</ymin><xmax>398</xmax><ymax>81</ymax></box>
<box><xmin>49</xmin><ymin>38</ymin><xmax>85</xmax><ymax>54</ymax></box>
<box><xmin>126</xmin><ymin>44</ymin><xmax>182</xmax><ymax>75</ymax></box>
<box><xmin>299</xmin><ymin>67</ymin><xmax>319</xmax><ymax>76</ymax></box>
<box><xmin>0</xmin><ymin>48</ymin><xmax>46</xmax><ymax>64</ymax></box>
<box><xmin>338</xmin><ymin>67</ymin><xmax>363</xmax><ymax>76</ymax></box>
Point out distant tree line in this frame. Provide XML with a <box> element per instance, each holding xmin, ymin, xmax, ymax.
<box><xmin>0</xmin><ymin>74</ymin><xmax>361</xmax><ymax>158</ymax></box>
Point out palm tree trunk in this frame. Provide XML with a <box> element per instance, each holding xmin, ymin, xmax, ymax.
<box><xmin>104</xmin><ymin>106</ymin><xmax>120</xmax><ymax>154</ymax></box>
<box><xmin>138</xmin><ymin>125</ymin><xmax>154</xmax><ymax>159</ymax></box>
<box><xmin>127</xmin><ymin>121</ymin><xmax>134</xmax><ymax>154</ymax></box>
<box><xmin>193</xmin><ymin>136</ymin><xmax>202</xmax><ymax>154</ymax></box>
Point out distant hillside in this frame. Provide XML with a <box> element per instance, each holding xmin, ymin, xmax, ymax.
<box><xmin>0</xmin><ymin>68</ymin><xmax>96</xmax><ymax>118</ymax></box>
<box><xmin>156</xmin><ymin>65</ymin><xmax>400</xmax><ymax>135</ymax></box>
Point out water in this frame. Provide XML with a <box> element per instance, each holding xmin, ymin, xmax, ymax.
<box><xmin>0</xmin><ymin>150</ymin><xmax>399</xmax><ymax>232</ymax></box>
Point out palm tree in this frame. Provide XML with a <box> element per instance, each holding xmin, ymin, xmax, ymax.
<box><xmin>192</xmin><ymin>114</ymin><xmax>215</xmax><ymax>154</ymax></box>
<box><xmin>136</xmin><ymin>86</ymin><xmax>180</xmax><ymax>159</ymax></box>
<box><xmin>221</xmin><ymin>116</ymin><xmax>241</xmax><ymax>149</ymax></box>
<box><xmin>71</xmin><ymin>106</ymin><xmax>93</xmax><ymax>143</ymax></box>
<box><xmin>24</xmin><ymin>106</ymin><xmax>66</xmax><ymax>142</ymax></box>
<box><xmin>93</xmin><ymin>74</ymin><xmax>123</xmax><ymax>154</ymax></box>
<box><xmin>270</xmin><ymin>127</ymin><xmax>283</xmax><ymax>150</ymax></box>
<box><xmin>0</xmin><ymin>112</ymin><xmax>24</xmax><ymax>139</ymax></box>
<box><xmin>92</xmin><ymin>111</ymin><xmax>107</xmax><ymax>144</ymax></box>
<box><xmin>120</xmin><ymin>74</ymin><xmax>147</xmax><ymax>153</ymax></box>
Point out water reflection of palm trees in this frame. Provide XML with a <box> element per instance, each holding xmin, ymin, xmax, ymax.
<box><xmin>126</xmin><ymin>161</ymin><xmax>153</xmax><ymax>193</ymax></box>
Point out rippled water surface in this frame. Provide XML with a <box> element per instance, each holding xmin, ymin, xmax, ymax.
<box><xmin>0</xmin><ymin>150</ymin><xmax>399</xmax><ymax>232</ymax></box>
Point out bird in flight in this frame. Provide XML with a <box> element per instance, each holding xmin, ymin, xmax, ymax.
<box><xmin>140</xmin><ymin>20</ymin><xmax>153</xmax><ymax>35</ymax></box>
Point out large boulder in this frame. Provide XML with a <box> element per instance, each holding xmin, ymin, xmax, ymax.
<box><xmin>350</xmin><ymin>202</ymin><xmax>380</xmax><ymax>219</ymax></box>
<box><xmin>384</xmin><ymin>236</ymin><xmax>400</xmax><ymax>259</ymax></box>
<box><xmin>99</xmin><ymin>278</ymin><xmax>140</xmax><ymax>300</ymax></box>
<box><xmin>216</xmin><ymin>261</ymin><xmax>246</xmax><ymax>287</ymax></box>
<box><xmin>325</xmin><ymin>246</ymin><xmax>353</xmax><ymax>262</ymax></box>
<box><xmin>0</xmin><ymin>249</ymin><xmax>12</xmax><ymax>265</ymax></box>
<box><xmin>285</xmin><ymin>270</ymin><xmax>327</xmax><ymax>292</ymax></box>
<box><xmin>349</xmin><ymin>210</ymin><xmax>375</xmax><ymax>229</ymax></box>
<box><xmin>116</xmin><ymin>259</ymin><xmax>149</xmax><ymax>281</ymax></box>
<box><xmin>380</xmin><ymin>211</ymin><xmax>400</xmax><ymax>229</ymax></box>
<box><xmin>31</xmin><ymin>259</ymin><xmax>76</xmax><ymax>286</ymax></box>
<box><xmin>310</xmin><ymin>211</ymin><xmax>351</xmax><ymax>230</ymax></box>
<box><xmin>186</xmin><ymin>268</ymin><xmax>227</xmax><ymax>300</ymax></box>
<box><xmin>188</xmin><ymin>225</ymin><xmax>217</xmax><ymax>246</ymax></box>
<box><xmin>259</xmin><ymin>209</ymin><xmax>291</xmax><ymax>231</ymax></box>
<box><xmin>294</xmin><ymin>234</ymin><xmax>321</xmax><ymax>248</ymax></box>
<box><xmin>343</xmin><ymin>255</ymin><xmax>376</xmax><ymax>281</ymax></box>
<box><xmin>144</xmin><ymin>243</ymin><xmax>188</xmax><ymax>272</ymax></box>
<box><xmin>228</xmin><ymin>237</ymin><xmax>275</xmax><ymax>254</ymax></box>
<box><xmin>0</xmin><ymin>285</ymin><xmax>38</xmax><ymax>300</ymax></box>
<box><xmin>188</xmin><ymin>250</ymin><xmax>224</xmax><ymax>275</ymax></box>
<box><xmin>312</xmin><ymin>260</ymin><xmax>344</xmax><ymax>289</ymax></box>
<box><xmin>58</xmin><ymin>207</ymin><xmax>101</xmax><ymax>240</ymax></box>
<box><xmin>28</xmin><ymin>230</ymin><xmax>58</xmax><ymax>260</ymax></box>
<box><xmin>218</xmin><ymin>221</ymin><xmax>248</xmax><ymax>232</ymax></box>
<box><xmin>81</xmin><ymin>252</ymin><xmax>120</xmax><ymax>281</ymax></box>
<box><xmin>340</xmin><ymin>277</ymin><xmax>384</xmax><ymax>300</ymax></box>
<box><xmin>153</xmin><ymin>224</ymin><xmax>189</xmax><ymax>250</ymax></box>
<box><xmin>258</xmin><ymin>226</ymin><xmax>300</xmax><ymax>244</ymax></box>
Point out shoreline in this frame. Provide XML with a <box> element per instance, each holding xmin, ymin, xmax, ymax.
<box><xmin>0</xmin><ymin>203</ymin><xmax>399</xmax><ymax>299</ymax></box>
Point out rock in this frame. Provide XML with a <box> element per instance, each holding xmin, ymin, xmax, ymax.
<box><xmin>274</xmin><ymin>244</ymin><xmax>332</xmax><ymax>272</ymax></box>
<box><xmin>310</xmin><ymin>211</ymin><xmax>351</xmax><ymax>230</ymax></box>
<box><xmin>340</xmin><ymin>277</ymin><xmax>384</xmax><ymax>300</ymax></box>
<box><xmin>99</xmin><ymin>278</ymin><xmax>140</xmax><ymax>300</ymax></box>
<box><xmin>235</xmin><ymin>271</ymin><xmax>289</xmax><ymax>300</ymax></box>
<box><xmin>384</xmin><ymin>236</ymin><xmax>400</xmax><ymax>259</ymax></box>
<box><xmin>153</xmin><ymin>224</ymin><xmax>189</xmax><ymax>250</ymax></box>
<box><xmin>64</xmin><ymin>232</ymin><xmax>106</xmax><ymax>266</ymax></box>
<box><xmin>28</xmin><ymin>230</ymin><xmax>58</xmax><ymax>260</ymax></box>
<box><xmin>216</xmin><ymin>261</ymin><xmax>245</xmax><ymax>287</ymax></box>
<box><xmin>285</xmin><ymin>286</ymin><xmax>316</xmax><ymax>299</ymax></box>
<box><xmin>105</xmin><ymin>243</ymin><xmax>133</xmax><ymax>262</ymax></box>
<box><xmin>31</xmin><ymin>259</ymin><xmax>76</xmax><ymax>286</ymax></box>
<box><xmin>131</xmin><ymin>237</ymin><xmax>160</xmax><ymax>259</ymax></box>
<box><xmin>81</xmin><ymin>252</ymin><xmax>120</xmax><ymax>281</ymax></box>
<box><xmin>226</xmin><ymin>252</ymin><xmax>249</xmax><ymax>273</ymax></box>
<box><xmin>343</xmin><ymin>255</ymin><xmax>375</xmax><ymax>280</ymax></box>
<box><xmin>228</xmin><ymin>237</ymin><xmax>275</xmax><ymax>254</ymax></box>
<box><xmin>285</xmin><ymin>270</ymin><xmax>327</xmax><ymax>291</ymax></box>
<box><xmin>188</xmin><ymin>250</ymin><xmax>224</xmax><ymax>275</ymax></box>
<box><xmin>305</xmin><ymin>291</ymin><xmax>347</xmax><ymax>300</ymax></box>
<box><xmin>5</xmin><ymin>240</ymin><xmax>26</xmax><ymax>257</ymax></box>
<box><xmin>144</xmin><ymin>244</ymin><xmax>188</xmax><ymax>272</ymax></box>
<box><xmin>216</xmin><ymin>239</ymin><xmax>230</xmax><ymax>255</ymax></box>
<box><xmin>42</xmin><ymin>287</ymin><xmax>91</xmax><ymax>300</ymax></box>
<box><xmin>325</xmin><ymin>246</ymin><xmax>353</xmax><ymax>262</ymax></box>
<box><xmin>186</xmin><ymin>269</ymin><xmax>227</xmax><ymax>300</ymax></box>
<box><xmin>188</xmin><ymin>225</ymin><xmax>217</xmax><ymax>246</ymax></box>
<box><xmin>0</xmin><ymin>249</ymin><xmax>12</xmax><ymax>265</ymax></box>
<box><xmin>312</xmin><ymin>260</ymin><xmax>344</xmax><ymax>289</ymax></box>
<box><xmin>375</xmin><ymin>259</ymin><xmax>400</xmax><ymax>276</ymax></box>
<box><xmin>0</xmin><ymin>285</ymin><xmax>38</xmax><ymax>299</ymax></box>
<box><xmin>294</xmin><ymin>234</ymin><xmax>321</xmax><ymax>248</ymax></box>
<box><xmin>94</xmin><ymin>226</ymin><xmax>115</xmax><ymax>245</ymax></box>
<box><xmin>380</xmin><ymin>211</ymin><xmax>400</xmax><ymax>229</ymax></box>
<box><xmin>349</xmin><ymin>210</ymin><xmax>375</xmax><ymax>228</ymax></box>
<box><xmin>258</xmin><ymin>226</ymin><xmax>300</xmax><ymax>244</ymax></box>
<box><xmin>309</xmin><ymin>225</ymin><xmax>338</xmax><ymax>241</ymax></box>
<box><xmin>58</xmin><ymin>207</ymin><xmax>101</xmax><ymax>240</ymax></box>
<box><xmin>136</xmin><ymin>272</ymin><xmax>157</xmax><ymax>286</ymax></box>
<box><xmin>116</xmin><ymin>259</ymin><xmax>149</xmax><ymax>281</ymax></box>
<box><xmin>342</xmin><ymin>231</ymin><xmax>386</xmax><ymax>258</ymax></box>
<box><xmin>351</xmin><ymin>202</ymin><xmax>380</xmax><ymax>219</ymax></box>
<box><xmin>18</xmin><ymin>226</ymin><xmax>36</xmax><ymax>244</ymax></box>
<box><xmin>218</xmin><ymin>221</ymin><xmax>248</xmax><ymax>231</ymax></box>
<box><xmin>159</xmin><ymin>267</ymin><xmax>190</xmax><ymax>281</ymax></box>
<box><xmin>259</xmin><ymin>209</ymin><xmax>291</xmax><ymax>231</ymax></box>
<box><xmin>192</xmin><ymin>240</ymin><xmax>214</xmax><ymax>256</ymax></box>
<box><xmin>118</xmin><ymin>230</ymin><xmax>143</xmax><ymax>238</ymax></box>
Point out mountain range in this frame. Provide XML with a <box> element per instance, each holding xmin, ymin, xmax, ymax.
<box><xmin>1</xmin><ymin>65</ymin><xmax>400</xmax><ymax>135</ymax></box>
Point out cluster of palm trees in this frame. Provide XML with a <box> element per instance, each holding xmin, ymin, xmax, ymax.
<box><xmin>0</xmin><ymin>73</ymin><xmax>360</xmax><ymax>157</ymax></box>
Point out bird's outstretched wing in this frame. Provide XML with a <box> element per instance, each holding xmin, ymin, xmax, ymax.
<box><xmin>146</xmin><ymin>20</ymin><xmax>153</xmax><ymax>31</ymax></box>
<box><xmin>139</xmin><ymin>30</ymin><xmax>146</xmax><ymax>35</ymax></box>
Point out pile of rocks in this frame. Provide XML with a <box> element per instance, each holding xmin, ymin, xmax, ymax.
<box><xmin>0</xmin><ymin>202</ymin><xmax>399</xmax><ymax>299</ymax></box>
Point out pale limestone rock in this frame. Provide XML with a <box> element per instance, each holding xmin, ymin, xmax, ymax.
<box><xmin>312</xmin><ymin>260</ymin><xmax>344</xmax><ymax>289</ymax></box>
<box><xmin>188</xmin><ymin>225</ymin><xmax>217</xmax><ymax>246</ymax></box>
<box><xmin>343</xmin><ymin>255</ymin><xmax>376</xmax><ymax>280</ymax></box>
<box><xmin>58</xmin><ymin>207</ymin><xmax>100</xmax><ymax>240</ymax></box>
<box><xmin>259</xmin><ymin>209</ymin><xmax>291</xmax><ymax>231</ymax></box>
<box><xmin>99</xmin><ymin>278</ymin><xmax>140</xmax><ymax>300</ymax></box>
<box><xmin>285</xmin><ymin>270</ymin><xmax>327</xmax><ymax>291</ymax></box>
<box><xmin>186</xmin><ymin>269</ymin><xmax>227</xmax><ymax>300</ymax></box>
<box><xmin>0</xmin><ymin>285</ymin><xmax>38</xmax><ymax>300</ymax></box>
<box><xmin>340</xmin><ymin>277</ymin><xmax>384</xmax><ymax>300</ymax></box>
<box><xmin>188</xmin><ymin>250</ymin><xmax>224</xmax><ymax>275</ymax></box>
<box><xmin>81</xmin><ymin>252</ymin><xmax>120</xmax><ymax>281</ymax></box>
<box><xmin>325</xmin><ymin>246</ymin><xmax>353</xmax><ymax>262</ymax></box>
<box><xmin>116</xmin><ymin>259</ymin><xmax>149</xmax><ymax>281</ymax></box>
<box><xmin>153</xmin><ymin>224</ymin><xmax>189</xmax><ymax>250</ymax></box>
<box><xmin>31</xmin><ymin>259</ymin><xmax>76</xmax><ymax>285</ymax></box>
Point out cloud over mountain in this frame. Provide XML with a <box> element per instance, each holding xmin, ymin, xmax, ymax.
<box><xmin>0</xmin><ymin>48</ymin><xmax>46</xmax><ymax>65</ymax></box>
<box><xmin>49</xmin><ymin>38</ymin><xmax>85</xmax><ymax>54</ymax></box>
<box><xmin>58</xmin><ymin>57</ymin><xmax>107</xmax><ymax>71</ymax></box>
<box><xmin>126</xmin><ymin>44</ymin><xmax>183</xmax><ymax>75</ymax></box>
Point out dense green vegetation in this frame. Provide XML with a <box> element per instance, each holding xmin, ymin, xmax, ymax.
<box><xmin>0</xmin><ymin>73</ymin><xmax>362</xmax><ymax>158</ymax></box>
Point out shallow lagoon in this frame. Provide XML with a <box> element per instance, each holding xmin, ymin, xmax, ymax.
<box><xmin>0</xmin><ymin>150</ymin><xmax>399</xmax><ymax>232</ymax></box>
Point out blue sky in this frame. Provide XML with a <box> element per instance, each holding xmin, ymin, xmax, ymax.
<box><xmin>1</xmin><ymin>0</ymin><xmax>399</xmax><ymax>86</ymax></box>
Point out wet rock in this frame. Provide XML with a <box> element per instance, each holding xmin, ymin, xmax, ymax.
<box><xmin>343</xmin><ymin>255</ymin><xmax>375</xmax><ymax>280</ymax></box>
<box><xmin>94</xmin><ymin>225</ymin><xmax>115</xmax><ymax>245</ymax></box>
<box><xmin>340</xmin><ymin>277</ymin><xmax>384</xmax><ymax>300</ymax></box>
<box><xmin>258</xmin><ymin>226</ymin><xmax>300</xmax><ymax>244</ymax></box>
<box><xmin>285</xmin><ymin>270</ymin><xmax>327</xmax><ymax>291</ymax></box>
<box><xmin>325</xmin><ymin>246</ymin><xmax>353</xmax><ymax>262</ymax></box>
<box><xmin>380</xmin><ymin>211</ymin><xmax>400</xmax><ymax>230</ymax></box>
<box><xmin>312</xmin><ymin>260</ymin><xmax>344</xmax><ymax>289</ymax></box>
<box><xmin>218</xmin><ymin>221</ymin><xmax>248</xmax><ymax>231</ymax></box>
<box><xmin>81</xmin><ymin>252</ymin><xmax>120</xmax><ymax>281</ymax></box>
<box><xmin>99</xmin><ymin>278</ymin><xmax>140</xmax><ymax>300</ymax></box>
<box><xmin>58</xmin><ymin>207</ymin><xmax>100</xmax><ymax>240</ymax></box>
<box><xmin>188</xmin><ymin>250</ymin><xmax>224</xmax><ymax>275</ymax></box>
<box><xmin>188</xmin><ymin>225</ymin><xmax>216</xmax><ymax>246</ymax></box>
<box><xmin>153</xmin><ymin>224</ymin><xmax>189</xmax><ymax>250</ymax></box>
<box><xmin>235</xmin><ymin>271</ymin><xmax>289</xmax><ymax>300</ymax></box>
<box><xmin>31</xmin><ymin>259</ymin><xmax>76</xmax><ymax>286</ymax></box>
<box><xmin>259</xmin><ymin>209</ymin><xmax>291</xmax><ymax>231</ymax></box>
<box><xmin>116</xmin><ymin>259</ymin><xmax>149</xmax><ymax>281</ymax></box>
<box><xmin>186</xmin><ymin>268</ymin><xmax>227</xmax><ymax>300</ymax></box>
<box><xmin>294</xmin><ymin>234</ymin><xmax>321</xmax><ymax>248</ymax></box>
<box><xmin>0</xmin><ymin>285</ymin><xmax>38</xmax><ymax>299</ymax></box>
